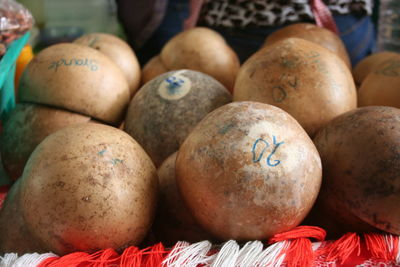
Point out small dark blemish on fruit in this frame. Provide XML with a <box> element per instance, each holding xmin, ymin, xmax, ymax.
<box><xmin>219</xmin><ymin>122</ymin><xmax>236</xmax><ymax>135</ymax></box>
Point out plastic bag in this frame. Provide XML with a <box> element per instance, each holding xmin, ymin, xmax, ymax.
<box><xmin>0</xmin><ymin>0</ymin><xmax>33</xmax><ymax>56</ymax></box>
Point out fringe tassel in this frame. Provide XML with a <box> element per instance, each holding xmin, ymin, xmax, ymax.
<box><xmin>286</xmin><ymin>238</ymin><xmax>314</xmax><ymax>267</ymax></box>
<box><xmin>161</xmin><ymin>241</ymin><xmax>189</xmax><ymax>267</ymax></box>
<box><xmin>317</xmin><ymin>232</ymin><xmax>361</xmax><ymax>264</ymax></box>
<box><xmin>0</xmin><ymin>253</ymin><xmax>18</xmax><ymax>266</ymax></box>
<box><xmin>162</xmin><ymin>241</ymin><xmax>211</xmax><ymax>267</ymax></box>
<box><xmin>38</xmin><ymin>252</ymin><xmax>96</xmax><ymax>266</ymax></box>
<box><xmin>119</xmin><ymin>247</ymin><xmax>141</xmax><ymax>266</ymax></box>
<box><xmin>364</xmin><ymin>233</ymin><xmax>399</xmax><ymax>262</ymax></box>
<box><xmin>235</xmin><ymin>241</ymin><xmax>264</xmax><ymax>266</ymax></box>
<box><xmin>8</xmin><ymin>229</ymin><xmax>400</xmax><ymax>266</ymax></box>
<box><xmin>268</xmin><ymin>226</ymin><xmax>326</xmax><ymax>267</ymax></box>
<box><xmin>0</xmin><ymin>253</ymin><xmax>56</xmax><ymax>267</ymax></box>
<box><xmin>210</xmin><ymin>240</ymin><xmax>240</xmax><ymax>267</ymax></box>
<box><xmin>397</xmin><ymin>237</ymin><xmax>400</xmax><ymax>264</ymax></box>
<box><xmin>254</xmin><ymin>241</ymin><xmax>288</xmax><ymax>266</ymax></box>
<box><xmin>38</xmin><ymin>244</ymin><xmax>168</xmax><ymax>267</ymax></box>
<box><xmin>143</xmin><ymin>243</ymin><xmax>168</xmax><ymax>267</ymax></box>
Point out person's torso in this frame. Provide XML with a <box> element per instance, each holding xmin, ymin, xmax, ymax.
<box><xmin>200</xmin><ymin>0</ymin><xmax>373</xmax><ymax>28</ymax></box>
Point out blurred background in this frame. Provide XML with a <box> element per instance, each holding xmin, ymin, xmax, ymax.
<box><xmin>16</xmin><ymin>0</ymin><xmax>123</xmax><ymax>50</ymax></box>
<box><xmin>10</xmin><ymin>0</ymin><xmax>399</xmax><ymax>63</ymax></box>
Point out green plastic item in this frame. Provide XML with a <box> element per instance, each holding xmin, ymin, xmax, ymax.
<box><xmin>0</xmin><ymin>32</ymin><xmax>30</xmax><ymax>121</ymax></box>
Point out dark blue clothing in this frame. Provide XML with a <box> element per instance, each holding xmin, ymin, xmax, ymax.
<box><xmin>336</xmin><ymin>15</ymin><xmax>377</xmax><ymax>65</ymax></box>
<box><xmin>134</xmin><ymin>0</ymin><xmax>189</xmax><ymax>65</ymax></box>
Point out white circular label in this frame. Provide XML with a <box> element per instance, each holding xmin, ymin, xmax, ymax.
<box><xmin>158</xmin><ymin>70</ymin><xmax>192</xmax><ymax>100</ymax></box>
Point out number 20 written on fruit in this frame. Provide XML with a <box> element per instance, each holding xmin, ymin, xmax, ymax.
<box><xmin>251</xmin><ymin>136</ymin><xmax>284</xmax><ymax>167</ymax></box>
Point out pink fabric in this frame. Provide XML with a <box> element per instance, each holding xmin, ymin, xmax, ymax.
<box><xmin>0</xmin><ymin>185</ymin><xmax>9</xmax><ymax>209</ymax></box>
<box><xmin>183</xmin><ymin>0</ymin><xmax>204</xmax><ymax>30</ymax></box>
<box><xmin>310</xmin><ymin>0</ymin><xmax>339</xmax><ymax>33</ymax></box>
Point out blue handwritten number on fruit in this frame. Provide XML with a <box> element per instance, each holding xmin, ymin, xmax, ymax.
<box><xmin>165</xmin><ymin>76</ymin><xmax>185</xmax><ymax>94</ymax></box>
<box><xmin>251</xmin><ymin>136</ymin><xmax>284</xmax><ymax>167</ymax></box>
<box><xmin>252</xmin><ymin>139</ymin><xmax>268</xmax><ymax>163</ymax></box>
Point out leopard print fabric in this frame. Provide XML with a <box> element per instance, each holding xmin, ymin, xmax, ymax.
<box><xmin>200</xmin><ymin>0</ymin><xmax>372</xmax><ymax>28</ymax></box>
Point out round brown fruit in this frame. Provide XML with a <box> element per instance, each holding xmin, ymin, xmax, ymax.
<box><xmin>176</xmin><ymin>101</ymin><xmax>322</xmax><ymax>241</ymax></box>
<box><xmin>74</xmin><ymin>33</ymin><xmax>141</xmax><ymax>96</ymax></box>
<box><xmin>160</xmin><ymin>27</ymin><xmax>240</xmax><ymax>91</ymax></box>
<box><xmin>263</xmin><ymin>23</ymin><xmax>350</xmax><ymax>68</ymax></box>
<box><xmin>18</xmin><ymin>43</ymin><xmax>130</xmax><ymax>125</ymax></box>
<box><xmin>124</xmin><ymin>69</ymin><xmax>231</xmax><ymax>167</ymax></box>
<box><xmin>313</xmin><ymin>106</ymin><xmax>400</xmax><ymax>234</ymax></box>
<box><xmin>0</xmin><ymin>179</ymin><xmax>43</xmax><ymax>254</ymax></box>
<box><xmin>358</xmin><ymin>57</ymin><xmax>400</xmax><ymax>108</ymax></box>
<box><xmin>234</xmin><ymin>38</ymin><xmax>356</xmax><ymax>137</ymax></box>
<box><xmin>17</xmin><ymin>123</ymin><xmax>158</xmax><ymax>255</ymax></box>
<box><xmin>141</xmin><ymin>55</ymin><xmax>169</xmax><ymax>85</ymax></box>
<box><xmin>0</xmin><ymin>103</ymin><xmax>91</xmax><ymax>181</ymax></box>
<box><xmin>153</xmin><ymin>152</ymin><xmax>215</xmax><ymax>245</ymax></box>
<box><xmin>353</xmin><ymin>51</ymin><xmax>400</xmax><ymax>87</ymax></box>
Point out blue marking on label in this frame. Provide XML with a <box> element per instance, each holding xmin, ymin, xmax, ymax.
<box><xmin>165</xmin><ymin>76</ymin><xmax>185</xmax><ymax>93</ymax></box>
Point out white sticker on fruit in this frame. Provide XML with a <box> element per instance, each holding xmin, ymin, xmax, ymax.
<box><xmin>158</xmin><ymin>70</ymin><xmax>191</xmax><ymax>100</ymax></box>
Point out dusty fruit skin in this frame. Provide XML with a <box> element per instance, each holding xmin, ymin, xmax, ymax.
<box><xmin>234</xmin><ymin>38</ymin><xmax>356</xmax><ymax>137</ymax></box>
<box><xmin>0</xmin><ymin>103</ymin><xmax>91</xmax><ymax>180</ymax></box>
<box><xmin>124</xmin><ymin>69</ymin><xmax>232</xmax><ymax>167</ymax></box>
<box><xmin>313</xmin><ymin>106</ymin><xmax>400</xmax><ymax>234</ymax></box>
<box><xmin>15</xmin><ymin>124</ymin><xmax>158</xmax><ymax>255</ymax></box>
<box><xmin>18</xmin><ymin>43</ymin><xmax>130</xmax><ymax>125</ymax></box>
<box><xmin>176</xmin><ymin>101</ymin><xmax>322</xmax><ymax>241</ymax></box>
<box><xmin>153</xmin><ymin>152</ymin><xmax>215</xmax><ymax>245</ymax></box>
<box><xmin>74</xmin><ymin>33</ymin><xmax>141</xmax><ymax>96</ymax></box>
<box><xmin>0</xmin><ymin>179</ymin><xmax>45</xmax><ymax>254</ymax></box>
<box><xmin>358</xmin><ymin>58</ymin><xmax>400</xmax><ymax>108</ymax></box>
<box><xmin>263</xmin><ymin>23</ymin><xmax>351</xmax><ymax>68</ymax></box>
<box><xmin>160</xmin><ymin>27</ymin><xmax>240</xmax><ymax>91</ymax></box>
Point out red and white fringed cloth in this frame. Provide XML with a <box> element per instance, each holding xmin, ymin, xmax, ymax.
<box><xmin>1</xmin><ymin>226</ymin><xmax>400</xmax><ymax>266</ymax></box>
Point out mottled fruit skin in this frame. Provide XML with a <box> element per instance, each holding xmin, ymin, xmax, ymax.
<box><xmin>0</xmin><ymin>103</ymin><xmax>91</xmax><ymax>180</ymax></box>
<box><xmin>264</xmin><ymin>23</ymin><xmax>351</xmax><ymax>68</ymax></box>
<box><xmin>153</xmin><ymin>152</ymin><xmax>216</xmax><ymax>245</ymax></box>
<box><xmin>358</xmin><ymin>58</ymin><xmax>400</xmax><ymax>108</ymax></box>
<box><xmin>124</xmin><ymin>69</ymin><xmax>232</xmax><ymax>166</ymax></box>
<box><xmin>0</xmin><ymin>124</ymin><xmax>158</xmax><ymax>255</ymax></box>
<box><xmin>74</xmin><ymin>33</ymin><xmax>141</xmax><ymax>96</ymax></box>
<box><xmin>234</xmin><ymin>38</ymin><xmax>356</xmax><ymax>137</ymax></box>
<box><xmin>18</xmin><ymin>43</ymin><xmax>130</xmax><ymax>125</ymax></box>
<box><xmin>176</xmin><ymin>101</ymin><xmax>322</xmax><ymax>241</ymax></box>
<box><xmin>303</xmin><ymin>191</ymin><xmax>377</xmax><ymax>239</ymax></box>
<box><xmin>314</xmin><ymin>106</ymin><xmax>400</xmax><ymax>234</ymax></box>
<box><xmin>0</xmin><ymin>179</ymin><xmax>44</xmax><ymax>254</ymax></box>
